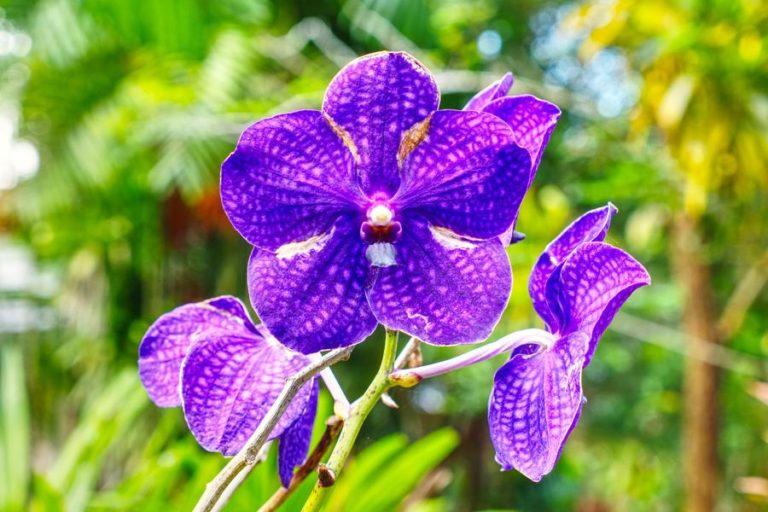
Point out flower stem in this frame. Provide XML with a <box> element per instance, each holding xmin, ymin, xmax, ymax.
<box><xmin>393</xmin><ymin>337</ymin><xmax>421</xmax><ymax>369</ymax></box>
<box><xmin>301</xmin><ymin>328</ymin><xmax>399</xmax><ymax>511</ymax></box>
<box><xmin>258</xmin><ymin>415</ymin><xmax>344</xmax><ymax>512</ymax></box>
<box><xmin>318</xmin><ymin>367</ymin><xmax>350</xmax><ymax>418</ymax></box>
<box><xmin>193</xmin><ymin>347</ymin><xmax>354</xmax><ymax>512</ymax></box>
<box><xmin>389</xmin><ymin>328</ymin><xmax>554</xmax><ymax>386</ymax></box>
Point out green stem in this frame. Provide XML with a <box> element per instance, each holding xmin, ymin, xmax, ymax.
<box><xmin>301</xmin><ymin>328</ymin><xmax>399</xmax><ymax>512</ymax></box>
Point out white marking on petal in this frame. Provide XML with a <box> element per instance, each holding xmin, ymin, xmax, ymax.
<box><xmin>405</xmin><ymin>309</ymin><xmax>430</xmax><ymax>329</ymax></box>
<box><xmin>276</xmin><ymin>229</ymin><xmax>334</xmax><ymax>259</ymax></box>
<box><xmin>429</xmin><ymin>225</ymin><xmax>481</xmax><ymax>250</ymax></box>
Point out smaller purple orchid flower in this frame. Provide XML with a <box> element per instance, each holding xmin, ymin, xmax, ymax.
<box><xmin>487</xmin><ymin>204</ymin><xmax>650</xmax><ymax>481</ymax></box>
<box><xmin>463</xmin><ymin>73</ymin><xmax>561</xmax><ymax>244</ymax></box>
<box><xmin>138</xmin><ymin>296</ymin><xmax>317</xmax><ymax>487</ymax></box>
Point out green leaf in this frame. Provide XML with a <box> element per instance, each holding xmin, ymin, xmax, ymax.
<box><xmin>324</xmin><ymin>432</ymin><xmax>410</xmax><ymax>510</ymax></box>
<box><xmin>46</xmin><ymin>369</ymin><xmax>148</xmax><ymax>506</ymax></box>
<box><xmin>0</xmin><ymin>341</ymin><xmax>31</xmax><ymax>512</ymax></box>
<box><xmin>29</xmin><ymin>475</ymin><xmax>65</xmax><ymax>512</ymax></box>
<box><xmin>326</xmin><ymin>428</ymin><xmax>459</xmax><ymax>512</ymax></box>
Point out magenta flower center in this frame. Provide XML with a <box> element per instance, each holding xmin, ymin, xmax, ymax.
<box><xmin>359</xmin><ymin>201</ymin><xmax>402</xmax><ymax>267</ymax></box>
<box><xmin>360</xmin><ymin>200</ymin><xmax>402</xmax><ymax>246</ymax></box>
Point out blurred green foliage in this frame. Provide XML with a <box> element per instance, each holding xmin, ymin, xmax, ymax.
<box><xmin>0</xmin><ymin>0</ymin><xmax>766</xmax><ymax>511</ymax></box>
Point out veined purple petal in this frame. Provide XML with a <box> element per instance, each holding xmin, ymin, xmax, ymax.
<box><xmin>322</xmin><ymin>51</ymin><xmax>439</xmax><ymax>196</ymax></box>
<box><xmin>248</xmin><ymin>216</ymin><xmax>377</xmax><ymax>354</ymax></box>
<box><xmin>395</xmin><ymin>110</ymin><xmax>531</xmax><ymax>240</ymax></box>
<box><xmin>221</xmin><ymin>110</ymin><xmax>361</xmax><ymax>251</ymax></box>
<box><xmin>463</xmin><ymin>72</ymin><xmax>514</xmax><ymax>111</ymax></box>
<box><xmin>483</xmin><ymin>95</ymin><xmax>561</xmax><ymax>189</ymax></box>
<box><xmin>138</xmin><ymin>296</ymin><xmax>256</xmax><ymax>407</ymax></box>
<box><xmin>367</xmin><ymin>215</ymin><xmax>511</xmax><ymax>346</ymax></box>
<box><xmin>278</xmin><ymin>379</ymin><xmax>319</xmax><ymax>488</ymax></box>
<box><xmin>488</xmin><ymin>331</ymin><xmax>589</xmax><ymax>481</ymax></box>
<box><xmin>529</xmin><ymin>204</ymin><xmax>617</xmax><ymax>332</ymax></box>
<box><xmin>484</xmin><ymin>95</ymin><xmax>561</xmax><ymax>245</ymax></box>
<box><xmin>555</xmin><ymin>242</ymin><xmax>650</xmax><ymax>365</ymax></box>
<box><xmin>205</xmin><ymin>297</ymin><xmax>260</xmax><ymax>332</ymax></box>
<box><xmin>180</xmin><ymin>332</ymin><xmax>313</xmax><ymax>456</ymax></box>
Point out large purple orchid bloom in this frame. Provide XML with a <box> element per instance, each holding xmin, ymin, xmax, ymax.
<box><xmin>221</xmin><ymin>52</ymin><xmax>557</xmax><ymax>354</ymax></box>
<box><xmin>138</xmin><ymin>296</ymin><xmax>317</xmax><ymax>487</ymax></box>
<box><xmin>488</xmin><ymin>205</ymin><xmax>650</xmax><ymax>481</ymax></box>
<box><xmin>463</xmin><ymin>73</ymin><xmax>561</xmax><ymax>244</ymax></box>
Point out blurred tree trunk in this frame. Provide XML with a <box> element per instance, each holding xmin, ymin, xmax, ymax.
<box><xmin>672</xmin><ymin>213</ymin><xmax>721</xmax><ymax>512</ymax></box>
<box><xmin>463</xmin><ymin>416</ymin><xmax>488</xmax><ymax>511</ymax></box>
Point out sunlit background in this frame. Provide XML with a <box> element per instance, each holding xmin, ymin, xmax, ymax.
<box><xmin>1</xmin><ymin>0</ymin><xmax>766</xmax><ymax>511</ymax></box>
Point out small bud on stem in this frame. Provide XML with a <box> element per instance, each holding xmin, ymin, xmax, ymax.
<box><xmin>317</xmin><ymin>464</ymin><xmax>336</xmax><ymax>487</ymax></box>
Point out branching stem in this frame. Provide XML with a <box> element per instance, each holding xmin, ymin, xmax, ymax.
<box><xmin>193</xmin><ymin>346</ymin><xmax>354</xmax><ymax>512</ymax></box>
<box><xmin>389</xmin><ymin>329</ymin><xmax>554</xmax><ymax>385</ymax></box>
<box><xmin>318</xmin><ymin>367</ymin><xmax>350</xmax><ymax>418</ymax></box>
<box><xmin>301</xmin><ymin>328</ymin><xmax>399</xmax><ymax>511</ymax></box>
<box><xmin>394</xmin><ymin>336</ymin><xmax>421</xmax><ymax>369</ymax></box>
<box><xmin>258</xmin><ymin>415</ymin><xmax>345</xmax><ymax>512</ymax></box>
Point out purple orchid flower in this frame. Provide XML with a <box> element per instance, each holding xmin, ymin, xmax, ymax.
<box><xmin>488</xmin><ymin>204</ymin><xmax>650</xmax><ymax>481</ymax></box>
<box><xmin>138</xmin><ymin>296</ymin><xmax>317</xmax><ymax>487</ymax></box>
<box><xmin>221</xmin><ymin>52</ymin><xmax>550</xmax><ymax>354</ymax></box>
<box><xmin>464</xmin><ymin>72</ymin><xmax>561</xmax><ymax>244</ymax></box>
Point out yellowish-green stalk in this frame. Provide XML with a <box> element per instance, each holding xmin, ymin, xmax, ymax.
<box><xmin>301</xmin><ymin>328</ymin><xmax>399</xmax><ymax>511</ymax></box>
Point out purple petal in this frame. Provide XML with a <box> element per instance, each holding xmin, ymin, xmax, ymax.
<box><xmin>463</xmin><ymin>72</ymin><xmax>514</xmax><ymax>111</ymax></box>
<box><xmin>529</xmin><ymin>204</ymin><xmax>617</xmax><ymax>331</ymax></box>
<box><xmin>138</xmin><ymin>296</ymin><xmax>256</xmax><ymax>407</ymax></box>
<box><xmin>180</xmin><ymin>332</ymin><xmax>313</xmax><ymax>456</ymax></box>
<box><xmin>278</xmin><ymin>379</ymin><xmax>319</xmax><ymax>488</ymax></box>
<box><xmin>248</xmin><ymin>216</ymin><xmax>377</xmax><ymax>354</ymax></box>
<box><xmin>484</xmin><ymin>95</ymin><xmax>561</xmax><ymax>245</ymax></box>
<box><xmin>322</xmin><ymin>51</ymin><xmax>439</xmax><ymax>196</ymax></box>
<box><xmin>488</xmin><ymin>331</ymin><xmax>589</xmax><ymax>481</ymax></box>
<box><xmin>367</xmin><ymin>215</ymin><xmax>511</xmax><ymax>345</ymax></box>
<box><xmin>204</xmin><ymin>297</ymin><xmax>259</xmax><ymax>329</ymax></box>
<box><xmin>221</xmin><ymin>110</ymin><xmax>362</xmax><ymax>251</ymax></box>
<box><xmin>483</xmin><ymin>95</ymin><xmax>561</xmax><ymax>188</ymax></box>
<box><xmin>394</xmin><ymin>110</ymin><xmax>531</xmax><ymax>240</ymax></box>
<box><xmin>555</xmin><ymin>242</ymin><xmax>651</xmax><ymax>365</ymax></box>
